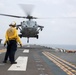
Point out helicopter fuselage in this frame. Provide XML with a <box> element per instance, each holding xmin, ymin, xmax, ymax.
<box><xmin>0</xmin><ymin>4</ymin><xmax>44</xmax><ymax>43</ymax></box>
<box><xmin>19</xmin><ymin>20</ymin><xmax>40</xmax><ymax>38</ymax></box>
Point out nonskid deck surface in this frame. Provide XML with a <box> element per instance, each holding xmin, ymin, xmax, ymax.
<box><xmin>0</xmin><ymin>44</ymin><xmax>76</xmax><ymax>75</ymax></box>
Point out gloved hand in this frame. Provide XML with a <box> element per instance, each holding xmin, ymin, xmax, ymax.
<box><xmin>4</xmin><ymin>43</ymin><xmax>6</xmax><ymax>47</ymax></box>
<box><xmin>20</xmin><ymin>44</ymin><xmax>22</xmax><ymax>47</ymax></box>
<box><xmin>7</xmin><ymin>41</ymin><xmax>10</xmax><ymax>45</ymax></box>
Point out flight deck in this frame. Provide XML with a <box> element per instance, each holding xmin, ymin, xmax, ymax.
<box><xmin>0</xmin><ymin>44</ymin><xmax>76</xmax><ymax>75</ymax></box>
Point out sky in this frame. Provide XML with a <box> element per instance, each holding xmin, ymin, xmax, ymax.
<box><xmin>0</xmin><ymin>0</ymin><xmax>76</xmax><ymax>45</ymax></box>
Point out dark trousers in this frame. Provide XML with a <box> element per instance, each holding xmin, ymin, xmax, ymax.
<box><xmin>4</xmin><ymin>40</ymin><xmax>17</xmax><ymax>63</ymax></box>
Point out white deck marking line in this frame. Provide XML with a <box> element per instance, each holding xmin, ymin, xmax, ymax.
<box><xmin>8</xmin><ymin>56</ymin><xmax>28</xmax><ymax>71</ymax></box>
<box><xmin>23</xmin><ymin>49</ymin><xmax>29</xmax><ymax>53</ymax></box>
<box><xmin>0</xmin><ymin>49</ymin><xmax>6</xmax><ymax>54</ymax></box>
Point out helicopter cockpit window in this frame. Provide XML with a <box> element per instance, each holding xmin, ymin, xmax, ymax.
<box><xmin>22</xmin><ymin>21</ymin><xmax>38</xmax><ymax>28</ymax></box>
<box><xmin>22</xmin><ymin>21</ymin><xmax>27</xmax><ymax>28</ymax></box>
<box><xmin>27</xmin><ymin>21</ymin><xmax>35</xmax><ymax>27</ymax></box>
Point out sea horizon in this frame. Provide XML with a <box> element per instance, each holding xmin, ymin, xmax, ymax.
<box><xmin>40</xmin><ymin>44</ymin><xmax>76</xmax><ymax>50</ymax></box>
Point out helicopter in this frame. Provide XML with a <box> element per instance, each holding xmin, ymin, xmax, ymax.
<box><xmin>0</xmin><ymin>4</ymin><xmax>44</xmax><ymax>43</ymax></box>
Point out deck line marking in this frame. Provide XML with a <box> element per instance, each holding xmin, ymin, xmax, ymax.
<box><xmin>8</xmin><ymin>56</ymin><xmax>28</xmax><ymax>71</ymax></box>
<box><xmin>42</xmin><ymin>52</ymin><xmax>75</xmax><ymax>75</ymax></box>
<box><xmin>23</xmin><ymin>49</ymin><xmax>29</xmax><ymax>53</ymax></box>
<box><xmin>0</xmin><ymin>49</ymin><xmax>6</xmax><ymax>54</ymax></box>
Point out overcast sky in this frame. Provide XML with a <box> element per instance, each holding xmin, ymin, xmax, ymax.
<box><xmin>0</xmin><ymin>0</ymin><xmax>76</xmax><ymax>45</ymax></box>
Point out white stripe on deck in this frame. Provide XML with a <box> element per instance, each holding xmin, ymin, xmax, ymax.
<box><xmin>23</xmin><ymin>49</ymin><xmax>29</xmax><ymax>53</ymax></box>
<box><xmin>8</xmin><ymin>56</ymin><xmax>28</xmax><ymax>71</ymax></box>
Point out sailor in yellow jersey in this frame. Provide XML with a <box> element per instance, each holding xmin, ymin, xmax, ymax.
<box><xmin>3</xmin><ymin>22</ymin><xmax>22</xmax><ymax>64</ymax></box>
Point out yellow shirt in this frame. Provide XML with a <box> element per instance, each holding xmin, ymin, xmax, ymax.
<box><xmin>4</xmin><ymin>27</ymin><xmax>22</xmax><ymax>45</ymax></box>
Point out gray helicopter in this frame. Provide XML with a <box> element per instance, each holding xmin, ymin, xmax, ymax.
<box><xmin>0</xmin><ymin>4</ymin><xmax>44</xmax><ymax>43</ymax></box>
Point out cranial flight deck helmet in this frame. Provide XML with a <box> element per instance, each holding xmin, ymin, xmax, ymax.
<box><xmin>9</xmin><ymin>21</ymin><xmax>16</xmax><ymax>27</ymax></box>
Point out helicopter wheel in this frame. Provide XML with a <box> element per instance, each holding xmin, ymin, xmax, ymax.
<box><xmin>36</xmin><ymin>35</ymin><xmax>38</xmax><ymax>39</ymax></box>
<box><xmin>27</xmin><ymin>38</ymin><xmax>29</xmax><ymax>43</ymax></box>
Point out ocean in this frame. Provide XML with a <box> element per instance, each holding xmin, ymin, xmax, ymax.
<box><xmin>41</xmin><ymin>44</ymin><xmax>76</xmax><ymax>50</ymax></box>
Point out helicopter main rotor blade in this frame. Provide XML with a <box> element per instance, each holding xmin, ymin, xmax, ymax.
<box><xmin>19</xmin><ymin>4</ymin><xmax>34</xmax><ymax>16</ymax></box>
<box><xmin>0</xmin><ymin>13</ymin><xmax>38</xmax><ymax>19</ymax></box>
<box><xmin>0</xmin><ymin>13</ymin><xmax>27</xmax><ymax>18</ymax></box>
<box><xmin>37</xmin><ymin>16</ymin><xmax>76</xmax><ymax>19</ymax></box>
<box><xmin>0</xmin><ymin>13</ymin><xmax>76</xmax><ymax>19</ymax></box>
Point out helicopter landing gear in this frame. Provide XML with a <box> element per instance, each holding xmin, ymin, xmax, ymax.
<box><xmin>36</xmin><ymin>35</ymin><xmax>38</xmax><ymax>39</ymax></box>
<box><xmin>27</xmin><ymin>38</ymin><xmax>29</xmax><ymax>43</ymax></box>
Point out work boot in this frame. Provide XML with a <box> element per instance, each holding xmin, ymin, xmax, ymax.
<box><xmin>3</xmin><ymin>61</ymin><xmax>7</xmax><ymax>63</ymax></box>
<box><xmin>11</xmin><ymin>62</ymin><xmax>17</xmax><ymax>64</ymax></box>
